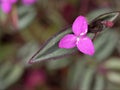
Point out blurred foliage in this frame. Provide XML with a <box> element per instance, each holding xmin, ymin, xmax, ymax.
<box><xmin>0</xmin><ymin>0</ymin><xmax>120</xmax><ymax>90</ymax></box>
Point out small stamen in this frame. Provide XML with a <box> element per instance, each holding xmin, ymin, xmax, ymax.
<box><xmin>76</xmin><ymin>37</ymin><xmax>80</xmax><ymax>44</ymax></box>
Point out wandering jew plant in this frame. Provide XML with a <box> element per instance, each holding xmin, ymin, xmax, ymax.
<box><xmin>59</xmin><ymin>16</ymin><xmax>95</xmax><ymax>56</ymax></box>
<box><xmin>29</xmin><ymin>11</ymin><xmax>119</xmax><ymax>63</ymax></box>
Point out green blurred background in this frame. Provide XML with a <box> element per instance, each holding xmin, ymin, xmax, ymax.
<box><xmin>0</xmin><ymin>0</ymin><xmax>120</xmax><ymax>90</ymax></box>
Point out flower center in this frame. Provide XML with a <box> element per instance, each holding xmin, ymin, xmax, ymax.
<box><xmin>76</xmin><ymin>34</ymin><xmax>86</xmax><ymax>44</ymax></box>
<box><xmin>76</xmin><ymin>36</ymin><xmax>80</xmax><ymax>44</ymax></box>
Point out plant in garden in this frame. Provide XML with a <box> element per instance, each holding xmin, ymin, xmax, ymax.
<box><xmin>29</xmin><ymin>11</ymin><xmax>119</xmax><ymax>63</ymax></box>
<box><xmin>1</xmin><ymin>0</ymin><xmax>120</xmax><ymax>89</ymax></box>
<box><xmin>59</xmin><ymin>16</ymin><xmax>95</xmax><ymax>56</ymax></box>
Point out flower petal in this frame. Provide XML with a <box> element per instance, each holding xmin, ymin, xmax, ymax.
<box><xmin>72</xmin><ymin>16</ymin><xmax>88</xmax><ymax>36</ymax></box>
<box><xmin>77</xmin><ymin>36</ymin><xmax>95</xmax><ymax>56</ymax></box>
<box><xmin>59</xmin><ymin>34</ymin><xmax>76</xmax><ymax>49</ymax></box>
<box><xmin>1</xmin><ymin>2</ymin><xmax>11</xmax><ymax>13</ymax></box>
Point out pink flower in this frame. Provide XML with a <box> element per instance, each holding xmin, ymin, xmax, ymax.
<box><xmin>0</xmin><ymin>0</ymin><xmax>17</xmax><ymax>13</ymax></box>
<box><xmin>1</xmin><ymin>0</ymin><xmax>17</xmax><ymax>4</ymax></box>
<box><xmin>1</xmin><ymin>2</ymin><xmax>12</xmax><ymax>13</ymax></box>
<box><xmin>22</xmin><ymin>0</ymin><xmax>36</xmax><ymax>5</ymax></box>
<box><xmin>59</xmin><ymin>16</ymin><xmax>95</xmax><ymax>56</ymax></box>
<box><xmin>0</xmin><ymin>0</ymin><xmax>36</xmax><ymax>13</ymax></box>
